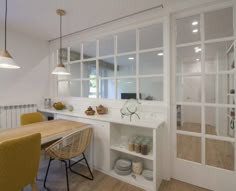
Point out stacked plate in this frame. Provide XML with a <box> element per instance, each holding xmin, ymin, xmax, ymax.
<box><xmin>114</xmin><ymin>159</ymin><xmax>132</xmax><ymax>176</ymax></box>
<box><xmin>142</xmin><ymin>169</ymin><xmax>153</xmax><ymax>181</ymax></box>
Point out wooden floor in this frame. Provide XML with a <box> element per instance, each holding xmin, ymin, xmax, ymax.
<box><xmin>24</xmin><ymin>159</ymin><xmax>210</xmax><ymax>191</ymax></box>
<box><xmin>177</xmin><ymin>123</ymin><xmax>234</xmax><ymax>170</ymax></box>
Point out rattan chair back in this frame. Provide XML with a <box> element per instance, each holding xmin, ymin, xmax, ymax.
<box><xmin>45</xmin><ymin>126</ymin><xmax>92</xmax><ymax>160</ymax></box>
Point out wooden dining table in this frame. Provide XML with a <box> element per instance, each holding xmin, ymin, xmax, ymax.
<box><xmin>0</xmin><ymin>119</ymin><xmax>89</xmax><ymax>144</ymax></box>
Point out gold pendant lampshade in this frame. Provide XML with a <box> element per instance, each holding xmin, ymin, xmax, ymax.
<box><xmin>52</xmin><ymin>9</ymin><xmax>70</xmax><ymax>75</ymax></box>
<box><xmin>0</xmin><ymin>0</ymin><xmax>20</xmax><ymax>69</ymax></box>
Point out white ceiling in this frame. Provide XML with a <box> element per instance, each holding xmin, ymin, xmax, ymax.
<box><xmin>0</xmin><ymin>0</ymin><xmax>223</xmax><ymax>41</ymax></box>
<box><xmin>0</xmin><ymin>0</ymin><xmax>163</xmax><ymax>40</ymax></box>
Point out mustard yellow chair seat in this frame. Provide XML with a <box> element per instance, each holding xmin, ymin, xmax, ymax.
<box><xmin>0</xmin><ymin>133</ymin><xmax>41</xmax><ymax>191</ymax></box>
<box><xmin>20</xmin><ymin>112</ymin><xmax>44</xmax><ymax>126</ymax></box>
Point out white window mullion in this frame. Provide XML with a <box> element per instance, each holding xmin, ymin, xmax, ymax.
<box><xmin>114</xmin><ymin>35</ymin><xmax>118</xmax><ymax>99</ymax></box>
<box><xmin>81</xmin><ymin>43</ymin><xmax>84</xmax><ymax>97</ymax></box>
<box><xmin>201</xmin><ymin>12</ymin><xmax>206</xmax><ymax>165</ymax></box>
<box><xmin>96</xmin><ymin>39</ymin><xmax>99</xmax><ymax>99</ymax></box>
<box><xmin>136</xmin><ymin>29</ymin><xmax>140</xmax><ymax>100</ymax></box>
<box><xmin>67</xmin><ymin>47</ymin><xmax>71</xmax><ymax>96</ymax></box>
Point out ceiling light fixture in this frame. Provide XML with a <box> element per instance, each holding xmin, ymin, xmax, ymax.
<box><xmin>195</xmin><ymin>47</ymin><xmax>202</xmax><ymax>53</ymax></box>
<box><xmin>192</xmin><ymin>21</ymin><xmax>198</xmax><ymax>26</ymax></box>
<box><xmin>192</xmin><ymin>29</ymin><xmax>199</xmax><ymax>33</ymax></box>
<box><xmin>128</xmin><ymin>57</ymin><xmax>134</xmax><ymax>60</ymax></box>
<box><xmin>52</xmin><ymin>9</ymin><xmax>70</xmax><ymax>75</ymax></box>
<box><xmin>0</xmin><ymin>0</ymin><xmax>20</xmax><ymax>69</ymax></box>
<box><xmin>196</xmin><ymin>58</ymin><xmax>200</xmax><ymax>61</ymax></box>
<box><xmin>157</xmin><ymin>52</ymin><xmax>164</xmax><ymax>56</ymax></box>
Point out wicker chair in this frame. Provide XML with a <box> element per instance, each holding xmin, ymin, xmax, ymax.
<box><xmin>0</xmin><ymin>133</ymin><xmax>41</xmax><ymax>191</ymax></box>
<box><xmin>44</xmin><ymin>126</ymin><xmax>94</xmax><ymax>191</ymax></box>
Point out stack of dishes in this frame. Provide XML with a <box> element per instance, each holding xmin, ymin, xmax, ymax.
<box><xmin>114</xmin><ymin>159</ymin><xmax>132</xmax><ymax>176</ymax></box>
<box><xmin>142</xmin><ymin>169</ymin><xmax>153</xmax><ymax>181</ymax></box>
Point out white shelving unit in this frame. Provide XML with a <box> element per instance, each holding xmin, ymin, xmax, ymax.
<box><xmin>227</xmin><ymin>42</ymin><xmax>235</xmax><ymax>138</ymax></box>
<box><xmin>109</xmin><ymin>122</ymin><xmax>163</xmax><ymax>191</ymax></box>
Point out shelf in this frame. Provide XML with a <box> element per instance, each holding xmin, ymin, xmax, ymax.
<box><xmin>227</xmin><ymin>94</ymin><xmax>235</xmax><ymax>96</ymax></box>
<box><xmin>110</xmin><ymin>170</ymin><xmax>154</xmax><ymax>191</ymax></box>
<box><xmin>110</xmin><ymin>145</ymin><xmax>153</xmax><ymax>160</ymax></box>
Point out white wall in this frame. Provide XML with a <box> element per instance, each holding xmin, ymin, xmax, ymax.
<box><xmin>0</xmin><ymin>29</ymin><xmax>50</xmax><ymax>105</ymax></box>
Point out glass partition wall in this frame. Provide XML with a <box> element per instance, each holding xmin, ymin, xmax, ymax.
<box><xmin>175</xmin><ymin>7</ymin><xmax>236</xmax><ymax>171</ymax></box>
<box><xmin>57</xmin><ymin>22</ymin><xmax>165</xmax><ymax>101</ymax></box>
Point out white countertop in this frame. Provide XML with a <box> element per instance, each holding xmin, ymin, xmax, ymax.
<box><xmin>38</xmin><ymin>108</ymin><xmax>165</xmax><ymax>129</ymax></box>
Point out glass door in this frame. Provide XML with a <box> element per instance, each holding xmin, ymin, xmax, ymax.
<box><xmin>173</xmin><ymin>6</ymin><xmax>236</xmax><ymax>190</ymax></box>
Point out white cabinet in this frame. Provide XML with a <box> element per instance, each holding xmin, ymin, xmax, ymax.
<box><xmin>55</xmin><ymin>114</ymin><xmax>110</xmax><ymax>173</ymax></box>
<box><xmin>109</xmin><ymin>122</ymin><xmax>162</xmax><ymax>191</ymax></box>
<box><xmin>43</xmin><ymin>111</ymin><xmax>163</xmax><ymax>191</ymax></box>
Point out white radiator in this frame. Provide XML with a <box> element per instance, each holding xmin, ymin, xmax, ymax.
<box><xmin>0</xmin><ymin>104</ymin><xmax>37</xmax><ymax>129</ymax></box>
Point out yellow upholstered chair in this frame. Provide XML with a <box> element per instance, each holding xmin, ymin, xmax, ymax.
<box><xmin>0</xmin><ymin>133</ymin><xmax>41</xmax><ymax>191</ymax></box>
<box><xmin>44</xmin><ymin>127</ymin><xmax>93</xmax><ymax>191</ymax></box>
<box><xmin>20</xmin><ymin>112</ymin><xmax>44</xmax><ymax>126</ymax></box>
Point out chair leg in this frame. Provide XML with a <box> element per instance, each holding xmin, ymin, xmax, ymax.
<box><xmin>44</xmin><ymin>158</ymin><xmax>53</xmax><ymax>189</ymax></box>
<box><xmin>62</xmin><ymin>160</ymin><xmax>70</xmax><ymax>191</ymax></box>
<box><xmin>31</xmin><ymin>181</ymin><xmax>38</xmax><ymax>191</ymax></box>
<box><xmin>69</xmin><ymin>152</ymin><xmax>94</xmax><ymax>180</ymax></box>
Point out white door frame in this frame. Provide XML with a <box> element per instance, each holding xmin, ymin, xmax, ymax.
<box><xmin>171</xmin><ymin>1</ymin><xmax>236</xmax><ymax>191</ymax></box>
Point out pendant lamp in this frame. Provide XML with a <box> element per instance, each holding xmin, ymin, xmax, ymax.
<box><xmin>0</xmin><ymin>0</ymin><xmax>20</xmax><ymax>69</ymax></box>
<box><xmin>52</xmin><ymin>9</ymin><xmax>70</xmax><ymax>75</ymax></box>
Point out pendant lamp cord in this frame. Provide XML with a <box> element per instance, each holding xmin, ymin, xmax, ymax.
<box><xmin>59</xmin><ymin>13</ymin><xmax>62</xmax><ymax>64</ymax></box>
<box><xmin>4</xmin><ymin>0</ymin><xmax>7</xmax><ymax>51</ymax></box>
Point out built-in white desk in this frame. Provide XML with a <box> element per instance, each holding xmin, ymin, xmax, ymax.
<box><xmin>38</xmin><ymin>108</ymin><xmax>165</xmax><ymax>191</ymax></box>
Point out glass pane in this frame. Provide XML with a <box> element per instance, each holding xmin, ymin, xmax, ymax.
<box><xmin>117</xmin><ymin>78</ymin><xmax>136</xmax><ymax>99</ymax></box>
<box><xmin>176</xmin><ymin>76</ymin><xmax>202</xmax><ymax>102</ymax></box>
<box><xmin>117</xmin><ymin>30</ymin><xmax>136</xmax><ymax>53</ymax></box>
<box><xmin>205</xmin><ymin>107</ymin><xmax>235</xmax><ymax>138</ymax></box>
<box><xmin>206</xmin><ymin>139</ymin><xmax>234</xmax><ymax>171</ymax></box>
<box><xmin>117</xmin><ymin>54</ymin><xmax>136</xmax><ymax>76</ymax></box>
<box><xmin>83</xmin><ymin>40</ymin><xmax>96</xmax><ymax>59</ymax></box>
<box><xmin>82</xmin><ymin>80</ymin><xmax>97</xmax><ymax>98</ymax></box>
<box><xmin>70</xmin><ymin>62</ymin><xmax>81</xmax><ymax>79</ymax></box>
<box><xmin>205</xmin><ymin>41</ymin><xmax>233</xmax><ymax>72</ymax></box>
<box><xmin>58</xmin><ymin>81</ymin><xmax>69</xmax><ymax>97</ymax></box>
<box><xmin>83</xmin><ymin>60</ymin><xmax>96</xmax><ymax>78</ymax></box>
<box><xmin>177</xmin><ymin>134</ymin><xmax>201</xmax><ymax>163</ymax></box>
<box><xmin>99</xmin><ymin>57</ymin><xmax>115</xmax><ymax>78</ymax></box>
<box><xmin>218</xmin><ymin>74</ymin><xmax>235</xmax><ymax>104</ymax></box>
<box><xmin>139</xmin><ymin>77</ymin><xmax>163</xmax><ymax>101</ymax></box>
<box><xmin>99</xmin><ymin>79</ymin><xmax>115</xmax><ymax>99</ymax></box>
<box><xmin>205</xmin><ymin>74</ymin><xmax>235</xmax><ymax>104</ymax></box>
<box><xmin>58</xmin><ymin>48</ymin><xmax>68</xmax><ymax>62</ymax></box>
<box><xmin>176</xmin><ymin>15</ymin><xmax>201</xmax><ymax>44</ymax></box>
<box><xmin>139</xmin><ymin>24</ymin><xmax>163</xmax><ymax>50</ymax></box>
<box><xmin>139</xmin><ymin>51</ymin><xmax>163</xmax><ymax>75</ymax></box>
<box><xmin>177</xmin><ymin>105</ymin><xmax>201</xmax><ymax>133</ymax></box>
<box><xmin>99</xmin><ymin>36</ymin><xmax>114</xmax><ymax>56</ymax></box>
<box><xmin>205</xmin><ymin>7</ymin><xmax>233</xmax><ymax>40</ymax></box>
<box><xmin>176</xmin><ymin>45</ymin><xmax>201</xmax><ymax>73</ymax></box>
<box><xmin>70</xmin><ymin>81</ymin><xmax>81</xmax><ymax>97</ymax></box>
<box><xmin>70</xmin><ymin>44</ymin><xmax>81</xmax><ymax>61</ymax></box>
<box><xmin>205</xmin><ymin>75</ymin><xmax>216</xmax><ymax>103</ymax></box>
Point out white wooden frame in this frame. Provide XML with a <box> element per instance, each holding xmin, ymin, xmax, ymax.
<box><xmin>171</xmin><ymin>1</ymin><xmax>236</xmax><ymax>190</ymax></box>
<box><xmin>56</xmin><ymin>18</ymin><xmax>167</xmax><ymax>104</ymax></box>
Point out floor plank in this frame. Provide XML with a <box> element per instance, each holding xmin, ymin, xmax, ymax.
<box><xmin>23</xmin><ymin>159</ymin><xmax>210</xmax><ymax>191</ymax></box>
<box><xmin>177</xmin><ymin>122</ymin><xmax>234</xmax><ymax>170</ymax></box>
